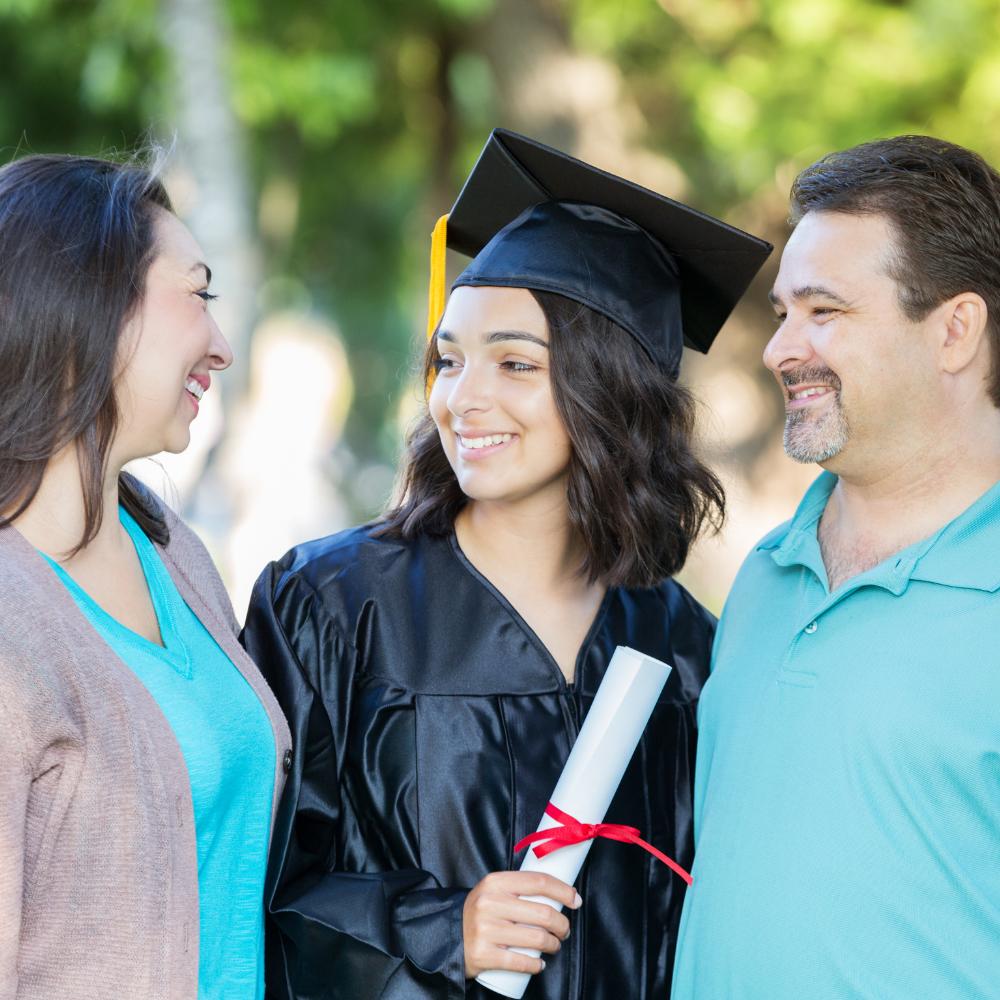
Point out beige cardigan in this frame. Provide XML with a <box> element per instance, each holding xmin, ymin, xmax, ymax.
<box><xmin>0</xmin><ymin>495</ymin><xmax>291</xmax><ymax>1000</ymax></box>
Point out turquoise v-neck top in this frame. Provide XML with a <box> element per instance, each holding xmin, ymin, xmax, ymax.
<box><xmin>43</xmin><ymin>508</ymin><xmax>275</xmax><ymax>1000</ymax></box>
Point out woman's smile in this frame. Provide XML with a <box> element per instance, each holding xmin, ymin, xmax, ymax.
<box><xmin>456</xmin><ymin>431</ymin><xmax>518</xmax><ymax>459</ymax></box>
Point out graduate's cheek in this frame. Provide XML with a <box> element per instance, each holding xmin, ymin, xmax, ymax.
<box><xmin>508</xmin><ymin>378</ymin><xmax>572</xmax><ymax>493</ymax></box>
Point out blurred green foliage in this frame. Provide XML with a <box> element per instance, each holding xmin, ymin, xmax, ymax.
<box><xmin>3</xmin><ymin>0</ymin><xmax>1000</xmax><ymax>465</ymax></box>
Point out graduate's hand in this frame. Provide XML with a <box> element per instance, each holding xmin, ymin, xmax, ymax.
<box><xmin>462</xmin><ymin>871</ymin><xmax>581</xmax><ymax>979</ymax></box>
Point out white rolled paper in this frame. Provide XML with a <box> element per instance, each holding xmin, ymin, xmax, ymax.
<box><xmin>476</xmin><ymin>645</ymin><xmax>672</xmax><ymax>998</ymax></box>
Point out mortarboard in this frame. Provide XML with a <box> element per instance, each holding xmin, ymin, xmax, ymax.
<box><xmin>426</xmin><ymin>129</ymin><xmax>772</xmax><ymax>375</ymax></box>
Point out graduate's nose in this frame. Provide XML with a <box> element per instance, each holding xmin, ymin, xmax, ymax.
<box><xmin>446</xmin><ymin>361</ymin><xmax>493</xmax><ymax>416</ymax></box>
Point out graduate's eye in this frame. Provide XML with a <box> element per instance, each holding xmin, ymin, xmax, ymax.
<box><xmin>500</xmin><ymin>360</ymin><xmax>539</xmax><ymax>373</ymax></box>
<box><xmin>433</xmin><ymin>356</ymin><xmax>460</xmax><ymax>372</ymax></box>
<box><xmin>812</xmin><ymin>306</ymin><xmax>839</xmax><ymax>320</ymax></box>
<box><xmin>196</xmin><ymin>289</ymin><xmax>218</xmax><ymax>304</ymax></box>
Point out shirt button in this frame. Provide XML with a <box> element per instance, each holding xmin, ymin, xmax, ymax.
<box><xmin>283</xmin><ymin>748</ymin><xmax>293</xmax><ymax>773</ymax></box>
<box><xmin>804</xmin><ymin>621</ymin><xmax>818</xmax><ymax>634</ymax></box>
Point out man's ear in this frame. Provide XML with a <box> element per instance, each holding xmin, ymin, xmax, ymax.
<box><xmin>939</xmin><ymin>292</ymin><xmax>989</xmax><ymax>375</ymax></box>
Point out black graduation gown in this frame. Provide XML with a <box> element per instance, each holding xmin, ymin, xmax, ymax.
<box><xmin>242</xmin><ymin>525</ymin><xmax>714</xmax><ymax>1000</ymax></box>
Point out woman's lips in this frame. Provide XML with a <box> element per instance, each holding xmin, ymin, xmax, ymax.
<box><xmin>456</xmin><ymin>432</ymin><xmax>517</xmax><ymax>459</ymax></box>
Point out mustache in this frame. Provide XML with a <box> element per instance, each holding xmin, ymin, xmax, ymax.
<box><xmin>781</xmin><ymin>366</ymin><xmax>842</xmax><ymax>392</ymax></box>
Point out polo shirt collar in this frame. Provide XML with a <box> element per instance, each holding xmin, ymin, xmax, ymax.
<box><xmin>757</xmin><ymin>471</ymin><xmax>1000</xmax><ymax>594</ymax></box>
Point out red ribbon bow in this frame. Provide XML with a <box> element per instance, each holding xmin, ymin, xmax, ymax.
<box><xmin>514</xmin><ymin>802</ymin><xmax>693</xmax><ymax>886</ymax></box>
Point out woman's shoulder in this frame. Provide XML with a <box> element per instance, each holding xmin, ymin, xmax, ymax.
<box><xmin>261</xmin><ymin>524</ymin><xmax>446</xmax><ymax>622</ymax></box>
<box><xmin>128</xmin><ymin>478</ymin><xmax>239</xmax><ymax>632</ymax></box>
<box><xmin>620</xmin><ymin>576</ymin><xmax>716</xmax><ymax>633</ymax></box>
<box><xmin>611</xmin><ymin>577</ymin><xmax>717</xmax><ymax>684</ymax></box>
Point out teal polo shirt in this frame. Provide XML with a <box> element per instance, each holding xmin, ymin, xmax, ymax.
<box><xmin>672</xmin><ymin>472</ymin><xmax>1000</xmax><ymax>1000</ymax></box>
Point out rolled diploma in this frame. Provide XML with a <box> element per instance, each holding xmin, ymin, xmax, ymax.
<box><xmin>476</xmin><ymin>645</ymin><xmax>672</xmax><ymax>998</ymax></box>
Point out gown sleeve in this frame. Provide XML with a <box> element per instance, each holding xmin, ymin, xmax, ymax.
<box><xmin>241</xmin><ymin>563</ymin><xmax>470</xmax><ymax>1000</ymax></box>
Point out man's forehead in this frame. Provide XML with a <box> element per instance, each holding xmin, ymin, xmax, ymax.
<box><xmin>772</xmin><ymin>210</ymin><xmax>897</xmax><ymax>299</ymax></box>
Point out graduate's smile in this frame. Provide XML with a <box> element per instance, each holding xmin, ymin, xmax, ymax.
<box><xmin>456</xmin><ymin>431</ymin><xmax>518</xmax><ymax>459</ymax></box>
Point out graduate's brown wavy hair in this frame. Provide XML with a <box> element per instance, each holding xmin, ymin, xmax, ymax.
<box><xmin>377</xmin><ymin>290</ymin><xmax>725</xmax><ymax>588</ymax></box>
<box><xmin>0</xmin><ymin>152</ymin><xmax>173</xmax><ymax>551</ymax></box>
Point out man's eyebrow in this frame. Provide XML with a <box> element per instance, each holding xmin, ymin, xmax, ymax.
<box><xmin>435</xmin><ymin>330</ymin><xmax>549</xmax><ymax>348</ymax></box>
<box><xmin>769</xmin><ymin>285</ymin><xmax>850</xmax><ymax>308</ymax></box>
<box><xmin>189</xmin><ymin>262</ymin><xmax>212</xmax><ymax>284</ymax></box>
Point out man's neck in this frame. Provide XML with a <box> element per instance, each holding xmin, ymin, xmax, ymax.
<box><xmin>818</xmin><ymin>436</ymin><xmax>1000</xmax><ymax>591</ymax></box>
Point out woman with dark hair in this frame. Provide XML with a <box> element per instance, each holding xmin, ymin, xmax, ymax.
<box><xmin>242</xmin><ymin>131</ymin><xmax>771</xmax><ymax>1000</ymax></box>
<box><xmin>0</xmin><ymin>153</ymin><xmax>290</xmax><ymax>1000</ymax></box>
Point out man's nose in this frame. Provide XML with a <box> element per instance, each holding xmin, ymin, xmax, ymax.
<box><xmin>763</xmin><ymin>314</ymin><xmax>813</xmax><ymax>376</ymax></box>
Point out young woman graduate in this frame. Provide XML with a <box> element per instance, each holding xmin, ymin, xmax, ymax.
<box><xmin>242</xmin><ymin>129</ymin><xmax>771</xmax><ymax>1000</ymax></box>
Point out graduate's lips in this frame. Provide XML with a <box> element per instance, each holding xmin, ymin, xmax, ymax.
<box><xmin>454</xmin><ymin>430</ymin><xmax>518</xmax><ymax>459</ymax></box>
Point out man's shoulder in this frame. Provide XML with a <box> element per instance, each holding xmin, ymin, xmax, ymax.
<box><xmin>724</xmin><ymin>517</ymin><xmax>795</xmax><ymax>599</ymax></box>
<box><xmin>752</xmin><ymin>517</ymin><xmax>795</xmax><ymax>553</ymax></box>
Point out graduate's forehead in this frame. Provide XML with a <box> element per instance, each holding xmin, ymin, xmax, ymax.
<box><xmin>437</xmin><ymin>285</ymin><xmax>549</xmax><ymax>347</ymax></box>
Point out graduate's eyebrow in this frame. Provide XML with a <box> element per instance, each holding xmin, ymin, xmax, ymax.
<box><xmin>768</xmin><ymin>285</ymin><xmax>850</xmax><ymax>309</ymax></box>
<box><xmin>436</xmin><ymin>329</ymin><xmax>549</xmax><ymax>349</ymax></box>
<box><xmin>485</xmin><ymin>330</ymin><xmax>549</xmax><ymax>348</ymax></box>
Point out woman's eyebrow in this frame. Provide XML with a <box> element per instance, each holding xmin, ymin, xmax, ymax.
<box><xmin>484</xmin><ymin>330</ymin><xmax>549</xmax><ymax>348</ymax></box>
<box><xmin>189</xmin><ymin>262</ymin><xmax>212</xmax><ymax>284</ymax></box>
<box><xmin>436</xmin><ymin>329</ymin><xmax>549</xmax><ymax>348</ymax></box>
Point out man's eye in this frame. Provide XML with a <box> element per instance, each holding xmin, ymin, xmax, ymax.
<box><xmin>196</xmin><ymin>290</ymin><xmax>219</xmax><ymax>302</ymax></box>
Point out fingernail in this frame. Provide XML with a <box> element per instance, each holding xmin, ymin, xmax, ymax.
<box><xmin>565</xmin><ymin>928</ymin><xmax>571</xmax><ymax>939</ymax></box>
<box><xmin>541</xmin><ymin>961</ymin><xmax>547</xmax><ymax>970</ymax></box>
<box><xmin>573</xmin><ymin>892</ymin><xmax>583</xmax><ymax>908</ymax></box>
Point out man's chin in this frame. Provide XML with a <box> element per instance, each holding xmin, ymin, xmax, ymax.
<box><xmin>783</xmin><ymin>429</ymin><xmax>847</xmax><ymax>465</ymax></box>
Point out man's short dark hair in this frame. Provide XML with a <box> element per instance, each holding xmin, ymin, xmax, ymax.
<box><xmin>791</xmin><ymin>135</ymin><xmax>1000</xmax><ymax>406</ymax></box>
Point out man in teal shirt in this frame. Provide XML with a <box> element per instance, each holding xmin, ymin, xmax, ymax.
<box><xmin>672</xmin><ymin>136</ymin><xmax>1000</xmax><ymax>999</ymax></box>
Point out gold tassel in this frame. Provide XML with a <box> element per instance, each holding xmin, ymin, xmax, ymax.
<box><xmin>426</xmin><ymin>214</ymin><xmax>449</xmax><ymax>339</ymax></box>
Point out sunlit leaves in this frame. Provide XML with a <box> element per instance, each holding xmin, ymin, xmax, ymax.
<box><xmin>232</xmin><ymin>45</ymin><xmax>376</xmax><ymax>141</ymax></box>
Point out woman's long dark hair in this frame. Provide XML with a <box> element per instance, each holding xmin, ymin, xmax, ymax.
<box><xmin>377</xmin><ymin>289</ymin><xmax>725</xmax><ymax>588</ymax></box>
<box><xmin>0</xmin><ymin>153</ymin><xmax>173</xmax><ymax>551</ymax></box>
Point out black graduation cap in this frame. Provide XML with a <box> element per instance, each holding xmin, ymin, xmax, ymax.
<box><xmin>427</xmin><ymin>128</ymin><xmax>772</xmax><ymax>375</ymax></box>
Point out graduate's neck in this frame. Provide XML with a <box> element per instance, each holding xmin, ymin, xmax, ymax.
<box><xmin>455</xmin><ymin>492</ymin><xmax>587</xmax><ymax>591</ymax></box>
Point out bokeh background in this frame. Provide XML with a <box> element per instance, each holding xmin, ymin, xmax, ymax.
<box><xmin>8</xmin><ymin>0</ymin><xmax>1000</xmax><ymax>614</ymax></box>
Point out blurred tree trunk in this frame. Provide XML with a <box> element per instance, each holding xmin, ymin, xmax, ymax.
<box><xmin>158</xmin><ymin>0</ymin><xmax>260</xmax><ymax>524</ymax></box>
<box><xmin>160</xmin><ymin>0</ymin><xmax>259</xmax><ymax>394</ymax></box>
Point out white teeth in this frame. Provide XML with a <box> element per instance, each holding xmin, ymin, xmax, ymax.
<box><xmin>459</xmin><ymin>433</ymin><xmax>513</xmax><ymax>450</ymax></box>
<box><xmin>791</xmin><ymin>387</ymin><xmax>828</xmax><ymax>400</ymax></box>
<box><xmin>185</xmin><ymin>377</ymin><xmax>205</xmax><ymax>401</ymax></box>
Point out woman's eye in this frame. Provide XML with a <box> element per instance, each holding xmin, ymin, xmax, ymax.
<box><xmin>433</xmin><ymin>357</ymin><xmax>459</xmax><ymax>372</ymax></box>
<box><xmin>196</xmin><ymin>290</ymin><xmax>219</xmax><ymax>303</ymax></box>
<box><xmin>501</xmin><ymin>360</ymin><xmax>538</xmax><ymax>373</ymax></box>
